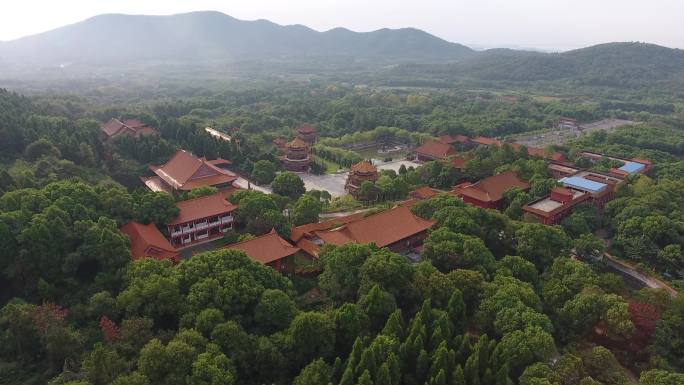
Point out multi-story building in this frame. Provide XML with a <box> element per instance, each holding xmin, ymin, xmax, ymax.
<box><xmin>297</xmin><ymin>124</ymin><xmax>317</xmax><ymax>144</ymax></box>
<box><xmin>167</xmin><ymin>193</ymin><xmax>237</xmax><ymax>248</ymax></box>
<box><xmin>523</xmin><ymin>187</ymin><xmax>590</xmax><ymax>225</ymax></box>
<box><xmin>559</xmin><ymin>171</ymin><xmax>622</xmax><ymax>209</ymax></box>
<box><xmin>142</xmin><ymin>149</ymin><xmax>238</xmax><ymax>194</ymax></box>
<box><xmin>345</xmin><ymin>160</ymin><xmax>379</xmax><ymax>198</ymax></box>
<box><xmin>281</xmin><ymin>138</ymin><xmax>311</xmax><ymax>172</ymax></box>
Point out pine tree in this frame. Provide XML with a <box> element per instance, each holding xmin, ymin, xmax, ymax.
<box><xmin>432</xmin><ymin>369</ymin><xmax>447</xmax><ymax>385</ymax></box>
<box><xmin>495</xmin><ymin>364</ymin><xmax>512</xmax><ymax>385</ymax></box>
<box><xmin>475</xmin><ymin>335</ymin><xmax>490</xmax><ymax>376</ymax></box>
<box><xmin>451</xmin><ymin>365</ymin><xmax>466</xmax><ymax>385</ymax></box>
<box><xmin>482</xmin><ymin>368</ymin><xmax>495</xmax><ymax>385</ymax></box>
<box><xmin>376</xmin><ymin>363</ymin><xmax>392</xmax><ymax>385</ymax></box>
<box><xmin>430</xmin><ymin>326</ymin><xmax>445</xmax><ymax>352</ymax></box>
<box><xmin>332</xmin><ymin>357</ymin><xmax>344</xmax><ymax>384</ymax></box>
<box><xmin>420</xmin><ymin>299</ymin><xmax>433</xmax><ymax>326</ymax></box>
<box><xmin>464</xmin><ymin>353</ymin><xmax>481</xmax><ymax>385</ymax></box>
<box><xmin>455</xmin><ymin>335</ymin><xmax>471</xmax><ymax>363</ymax></box>
<box><xmin>349</xmin><ymin>337</ymin><xmax>364</xmax><ymax>375</ymax></box>
<box><xmin>416</xmin><ymin>349</ymin><xmax>430</xmax><ymax>384</ymax></box>
<box><xmin>433</xmin><ymin>312</ymin><xmax>452</xmax><ymax>342</ymax></box>
<box><xmin>429</xmin><ymin>342</ymin><xmax>450</xmax><ymax>379</ymax></box>
<box><xmin>387</xmin><ymin>353</ymin><xmax>401</xmax><ymax>385</ymax></box>
<box><xmin>358</xmin><ymin>348</ymin><xmax>378</xmax><ymax>379</ymax></box>
<box><xmin>447</xmin><ymin>290</ymin><xmax>466</xmax><ymax>333</ymax></box>
<box><xmin>381</xmin><ymin>309</ymin><xmax>405</xmax><ymax>340</ymax></box>
<box><xmin>339</xmin><ymin>366</ymin><xmax>356</xmax><ymax>385</ymax></box>
<box><xmin>357</xmin><ymin>370</ymin><xmax>373</xmax><ymax>385</ymax></box>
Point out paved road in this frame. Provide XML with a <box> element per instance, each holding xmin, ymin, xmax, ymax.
<box><xmin>233</xmin><ymin>176</ymin><xmax>272</xmax><ymax>194</ymax></box>
<box><xmin>603</xmin><ymin>253</ymin><xmax>678</xmax><ymax>297</ymax></box>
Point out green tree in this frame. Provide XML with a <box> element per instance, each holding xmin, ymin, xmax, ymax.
<box><xmin>251</xmin><ymin>160</ymin><xmax>277</xmax><ymax>185</ymax></box>
<box><xmin>288</xmin><ymin>311</ymin><xmax>336</xmax><ymax>366</ymax></box>
<box><xmin>254</xmin><ymin>289</ymin><xmax>298</xmax><ymax>333</ymax></box>
<box><xmin>81</xmin><ymin>342</ymin><xmax>127</xmax><ymax>385</ymax></box>
<box><xmin>187</xmin><ymin>186</ymin><xmax>219</xmax><ymax>199</ymax></box>
<box><xmin>135</xmin><ymin>191</ymin><xmax>179</xmax><ymax>226</ymax></box>
<box><xmin>291</xmin><ymin>194</ymin><xmax>322</xmax><ymax>226</ymax></box>
<box><xmin>294</xmin><ymin>358</ymin><xmax>332</xmax><ymax>385</ymax></box>
<box><xmin>188</xmin><ymin>343</ymin><xmax>235</xmax><ymax>385</ymax></box>
<box><xmin>358</xmin><ymin>285</ymin><xmax>397</xmax><ymax>332</ymax></box>
<box><xmin>515</xmin><ymin>223</ymin><xmax>570</xmax><ymax>269</ymax></box>
<box><xmin>272</xmin><ymin>172</ymin><xmax>306</xmax><ymax>199</ymax></box>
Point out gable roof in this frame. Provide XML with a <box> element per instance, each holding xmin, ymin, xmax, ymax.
<box><xmin>450</xmin><ymin>156</ymin><xmax>467</xmax><ymax>169</ymax></box>
<box><xmin>311</xmin><ymin>206</ymin><xmax>435</xmax><ymax>248</ymax></box>
<box><xmin>410</xmin><ymin>186</ymin><xmax>441</xmax><ymax>200</ymax></box>
<box><xmin>297</xmin><ymin>124</ymin><xmax>316</xmax><ymax>134</ymax></box>
<box><xmin>120</xmin><ymin>221</ymin><xmax>179</xmax><ymax>262</ymax></box>
<box><xmin>415</xmin><ymin>140</ymin><xmax>455</xmax><ymax>159</ymax></box>
<box><xmin>150</xmin><ymin>150</ymin><xmax>238</xmax><ymax>191</ymax></box>
<box><xmin>287</xmin><ymin>137</ymin><xmax>309</xmax><ymax>149</ymax></box>
<box><xmin>101</xmin><ymin>118</ymin><xmax>156</xmax><ymax>138</ymax></box>
<box><xmin>101</xmin><ymin>118</ymin><xmax>130</xmax><ymax>137</ymax></box>
<box><xmin>226</xmin><ymin>229</ymin><xmax>300</xmax><ymax>264</ymax></box>
<box><xmin>471</xmin><ymin>136</ymin><xmax>502</xmax><ymax>146</ymax></box>
<box><xmin>438</xmin><ymin>134</ymin><xmax>469</xmax><ymax>144</ymax></box>
<box><xmin>290</xmin><ymin>212</ymin><xmax>368</xmax><ymax>243</ymax></box>
<box><xmin>452</xmin><ymin>171</ymin><xmax>529</xmax><ymax>203</ymax></box>
<box><xmin>351</xmin><ymin>160</ymin><xmax>377</xmax><ymax>174</ymax></box>
<box><xmin>168</xmin><ymin>193</ymin><xmax>238</xmax><ymax>225</ymax></box>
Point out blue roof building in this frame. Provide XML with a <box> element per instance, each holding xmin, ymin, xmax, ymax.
<box><xmin>559</xmin><ymin>176</ymin><xmax>608</xmax><ymax>193</ymax></box>
<box><xmin>618</xmin><ymin>161</ymin><xmax>646</xmax><ymax>174</ymax></box>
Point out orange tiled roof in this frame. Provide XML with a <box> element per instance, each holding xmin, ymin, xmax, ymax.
<box><xmin>226</xmin><ymin>229</ymin><xmax>300</xmax><ymax>264</ymax></box>
<box><xmin>415</xmin><ymin>140</ymin><xmax>455</xmax><ymax>159</ymax></box>
<box><xmin>287</xmin><ymin>137</ymin><xmax>309</xmax><ymax>149</ymax></box>
<box><xmin>351</xmin><ymin>160</ymin><xmax>377</xmax><ymax>174</ymax></box>
<box><xmin>297</xmin><ymin>124</ymin><xmax>316</xmax><ymax>134</ymax></box>
<box><xmin>411</xmin><ymin>186</ymin><xmax>440</xmax><ymax>200</ymax></box>
<box><xmin>451</xmin><ymin>156</ymin><xmax>467</xmax><ymax>169</ymax></box>
<box><xmin>149</xmin><ymin>150</ymin><xmax>238</xmax><ymax>191</ymax></box>
<box><xmin>452</xmin><ymin>171</ymin><xmax>529</xmax><ymax>203</ymax></box>
<box><xmin>438</xmin><ymin>134</ymin><xmax>469</xmax><ymax>144</ymax></box>
<box><xmin>122</xmin><ymin>118</ymin><xmax>146</xmax><ymax>128</ymax></box>
<box><xmin>290</xmin><ymin>212</ymin><xmax>368</xmax><ymax>243</ymax></box>
<box><xmin>311</xmin><ymin>206</ymin><xmax>435</xmax><ymax>248</ymax></box>
<box><xmin>120</xmin><ymin>221</ymin><xmax>179</xmax><ymax>262</ymax></box>
<box><xmin>101</xmin><ymin>118</ymin><xmax>156</xmax><ymax>138</ymax></box>
<box><xmin>168</xmin><ymin>193</ymin><xmax>237</xmax><ymax>226</ymax></box>
<box><xmin>471</xmin><ymin>136</ymin><xmax>502</xmax><ymax>146</ymax></box>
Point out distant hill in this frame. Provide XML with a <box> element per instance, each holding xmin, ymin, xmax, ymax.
<box><xmin>392</xmin><ymin>42</ymin><xmax>684</xmax><ymax>87</ymax></box>
<box><xmin>0</xmin><ymin>11</ymin><xmax>474</xmax><ymax>69</ymax></box>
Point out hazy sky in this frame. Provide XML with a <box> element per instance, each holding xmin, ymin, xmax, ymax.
<box><xmin>1</xmin><ymin>0</ymin><xmax>683</xmax><ymax>50</ymax></box>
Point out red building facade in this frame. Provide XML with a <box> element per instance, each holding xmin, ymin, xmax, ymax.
<box><xmin>345</xmin><ymin>161</ymin><xmax>379</xmax><ymax>198</ymax></box>
<box><xmin>167</xmin><ymin>193</ymin><xmax>237</xmax><ymax>248</ymax></box>
<box><xmin>281</xmin><ymin>138</ymin><xmax>311</xmax><ymax>172</ymax></box>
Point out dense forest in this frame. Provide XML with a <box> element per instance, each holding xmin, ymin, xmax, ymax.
<box><xmin>0</xmin><ymin>75</ymin><xmax>683</xmax><ymax>385</ymax></box>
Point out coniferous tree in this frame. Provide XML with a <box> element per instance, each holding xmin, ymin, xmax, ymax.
<box><xmin>451</xmin><ymin>365</ymin><xmax>466</xmax><ymax>385</ymax></box>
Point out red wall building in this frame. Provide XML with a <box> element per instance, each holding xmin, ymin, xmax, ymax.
<box><xmin>167</xmin><ymin>193</ymin><xmax>237</xmax><ymax>248</ymax></box>
<box><xmin>451</xmin><ymin>171</ymin><xmax>530</xmax><ymax>209</ymax></box>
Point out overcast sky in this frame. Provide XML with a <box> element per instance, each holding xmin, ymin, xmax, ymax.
<box><xmin>1</xmin><ymin>0</ymin><xmax>682</xmax><ymax>50</ymax></box>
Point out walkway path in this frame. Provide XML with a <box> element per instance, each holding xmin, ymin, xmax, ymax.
<box><xmin>603</xmin><ymin>253</ymin><xmax>678</xmax><ymax>297</ymax></box>
<box><xmin>319</xmin><ymin>208</ymin><xmax>371</xmax><ymax>219</ymax></box>
<box><xmin>233</xmin><ymin>176</ymin><xmax>272</xmax><ymax>194</ymax></box>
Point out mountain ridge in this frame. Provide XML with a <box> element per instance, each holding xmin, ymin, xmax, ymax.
<box><xmin>0</xmin><ymin>11</ymin><xmax>474</xmax><ymax>68</ymax></box>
